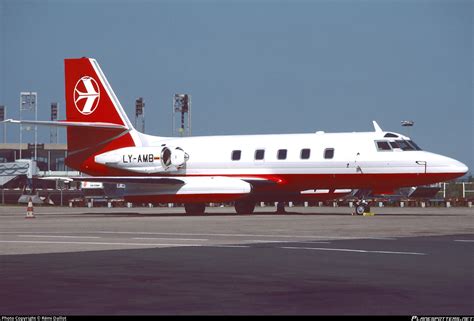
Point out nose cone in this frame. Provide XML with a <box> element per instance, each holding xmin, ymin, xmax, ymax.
<box><xmin>425</xmin><ymin>152</ymin><xmax>469</xmax><ymax>179</ymax></box>
<box><xmin>436</xmin><ymin>154</ymin><xmax>469</xmax><ymax>176</ymax></box>
<box><xmin>453</xmin><ymin>160</ymin><xmax>469</xmax><ymax>175</ymax></box>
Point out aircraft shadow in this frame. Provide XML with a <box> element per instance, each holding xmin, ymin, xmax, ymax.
<box><xmin>37</xmin><ymin>211</ymin><xmax>456</xmax><ymax>218</ymax></box>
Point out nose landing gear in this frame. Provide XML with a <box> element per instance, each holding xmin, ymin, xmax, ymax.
<box><xmin>353</xmin><ymin>200</ymin><xmax>371</xmax><ymax>216</ymax></box>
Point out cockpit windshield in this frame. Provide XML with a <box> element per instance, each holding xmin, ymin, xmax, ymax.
<box><xmin>396</xmin><ymin>140</ymin><xmax>414</xmax><ymax>151</ymax></box>
<box><xmin>375</xmin><ymin>139</ymin><xmax>422</xmax><ymax>152</ymax></box>
<box><xmin>407</xmin><ymin>140</ymin><xmax>422</xmax><ymax>150</ymax></box>
<box><xmin>395</xmin><ymin>140</ymin><xmax>422</xmax><ymax>151</ymax></box>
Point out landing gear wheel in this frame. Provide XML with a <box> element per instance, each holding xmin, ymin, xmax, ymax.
<box><xmin>355</xmin><ymin>203</ymin><xmax>370</xmax><ymax>215</ymax></box>
<box><xmin>234</xmin><ymin>201</ymin><xmax>256</xmax><ymax>215</ymax></box>
<box><xmin>276</xmin><ymin>202</ymin><xmax>286</xmax><ymax>214</ymax></box>
<box><xmin>355</xmin><ymin>205</ymin><xmax>366</xmax><ymax>215</ymax></box>
<box><xmin>184</xmin><ymin>203</ymin><xmax>206</xmax><ymax>215</ymax></box>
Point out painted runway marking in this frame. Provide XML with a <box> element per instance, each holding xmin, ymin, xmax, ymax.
<box><xmin>132</xmin><ymin>237</ymin><xmax>208</xmax><ymax>241</ymax></box>
<box><xmin>281</xmin><ymin>246</ymin><xmax>426</xmax><ymax>256</ymax></box>
<box><xmin>248</xmin><ymin>240</ymin><xmax>331</xmax><ymax>244</ymax></box>
<box><xmin>95</xmin><ymin>231</ymin><xmax>393</xmax><ymax>240</ymax></box>
<box><xmin>454</xmin><ymin>240</ymin><xmax>474</xmax><ymax>243</ymax></box>
<box><xmin>96</xmin><ymin>231</ymin><xmax>325</xmax><ymax>238</ymax></box>
<box><xmin>0</xmin><ymin>231</ymin><xmax>397</xmax><ymax>242</ymax></box>
<box><xmin>0</xmin><ymin>240</ymin><xmax>201</xmax><ymax>247</ymax></box>
<box><xmin>364</xmin><ymin>237</ymin><xmax>398</xmax><ymax>240</ymax></box>
<box><xmin>209</xmin><ymin>245</ymin><xmax>251</xmax><ymax>248</ymax></box>
<box><xmin>18</xmin><ymin>235</ymin><xmax>101</xmax><ymax>239</ymax></box>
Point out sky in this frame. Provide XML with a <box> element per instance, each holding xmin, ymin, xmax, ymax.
<box><xmin>0</xmin><ymin>0</ymin><xmax>472</xmax><ymax>171</ymax></box>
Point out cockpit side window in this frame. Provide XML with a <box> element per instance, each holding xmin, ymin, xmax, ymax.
<box><xmin>375</xmin><ymin>141</ymin><xmax>392</xmax><ymax>151</ymax></box>
<box><xmin>389</xmin><ymin>141</ymin><xmax>400</xmax><ymax>149</ymax></box>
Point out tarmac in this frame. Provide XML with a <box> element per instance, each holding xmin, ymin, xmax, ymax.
<box><xmin>0</xmin><ymin>205</ymin><xmax>473</xmax><ymax>315</ymax></box>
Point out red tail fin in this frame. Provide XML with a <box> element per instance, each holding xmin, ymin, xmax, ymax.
<box><xmin>64</xmin><ymin>58</ymin><xmax>139</xmax><ymax>174</ymax></box>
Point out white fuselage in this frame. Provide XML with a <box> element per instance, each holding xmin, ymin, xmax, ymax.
<box><xmin>92</xmin><ymin>129</ymin><xmax>468</xmax><ymax>195</ymax></box>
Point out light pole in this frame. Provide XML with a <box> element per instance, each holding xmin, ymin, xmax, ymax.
<box><xmin>0</xmin><ymin>105</ymin><xmax>5</xmax><ymax>143</ymax></box>
<box><xmin>20</xmin><ymin>92</ymin><xmax>37</xmax><ymax>160</ymax></box>
<box><xmin>135</xmin><ymin>97</ymin><xmax>145</xmax><ymax>133</ymax></box>
<box><xmin>173</xmin><ymin>94</ymin><xmax>191</xmax><ymax>137</ymax></box>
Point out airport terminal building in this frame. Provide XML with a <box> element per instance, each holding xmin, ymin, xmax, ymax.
<box><xmin>0</xmin><ymin>143</ymin><xmax>84</xmax><ymax>205</ymax></box>
<box><xmin>0</xmin><ymin>143</ymin><xmax>68</xmax><ymax>171</ymax></box>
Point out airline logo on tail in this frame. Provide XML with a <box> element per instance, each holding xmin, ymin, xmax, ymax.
<box><xmin>74</xmin><ymin>76</ymin><xmax>100</xmax><ymax>115</ymax></box>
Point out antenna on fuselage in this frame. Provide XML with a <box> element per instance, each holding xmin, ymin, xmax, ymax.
<box><xmin>372</xmin><ymin>121</ymin><xmax>383</xmax><ymax>133</ymax></box>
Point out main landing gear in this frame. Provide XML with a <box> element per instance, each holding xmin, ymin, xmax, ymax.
<box><xmin>276</xmin><ymin>202</ymin><xmax>286</xmax><ymax>214</ymax></box>
<box><xmin>184</xmin><ymin>203</ymin><xmax>206</xmax><ymax>215</ymax></box>
<box><xmin>234</xmin><ymin>200</ymin><xmax>256</xmax><ymax>215</ymax></box>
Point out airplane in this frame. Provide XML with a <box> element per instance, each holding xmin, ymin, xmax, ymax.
<box><xmin>5</xmin><ymin>57</ymin><xmax>469</xmax><ymax>215</ymax></box>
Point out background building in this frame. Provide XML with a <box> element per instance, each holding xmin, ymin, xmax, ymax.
<box><xmin>0</xmin><ymin>143</ymin><xmax>68</xmax><ymax>171</ymax></box>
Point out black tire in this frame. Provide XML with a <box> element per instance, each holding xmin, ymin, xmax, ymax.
<box><xmin>355</xmin><ymin>204</ymin><xmax>365</xmax><ymax>215</ymax></box>
<box><xmin>276</xmin><ymin>202</ymin><xmax>286</xmax><ymax>214</ymax></box>
<box><xmin>234</xmin><ymin>201</ymin><xmax>256</xmax><ymax>215</ymax></box>
<box><xmin>184</xmin><ymin>203</ymin><xmax>206</xmax><ymax>215</ymax></box>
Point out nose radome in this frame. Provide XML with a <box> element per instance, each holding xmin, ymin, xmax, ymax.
<box><xmin>455</xmin><ymin>161</ymin><xmax>469</xmax><ymax>174</ymax></box>
<box><xmin>426</xmin><ymin>152</ymin><xmax>469</xmax><ymax>175</ymax></box>
<box><xmin>444</xmin><ymin>156</ymin><xmax>469</xmax><ymax>174</ymax></box>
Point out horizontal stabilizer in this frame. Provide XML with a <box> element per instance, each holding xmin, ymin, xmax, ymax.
<box><xmin>3</xmin><ymin>119</ymin><xmax>128</xmax><ymax>131</ymax></box>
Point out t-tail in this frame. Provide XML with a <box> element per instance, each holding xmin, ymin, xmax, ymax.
<box><xmin>64</xmin><ymin>58</ymin><xmax>142</xmax><ymax>173</ymax></box>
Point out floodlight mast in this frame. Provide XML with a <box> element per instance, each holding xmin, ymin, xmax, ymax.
<box><xmin>401</xmin><ymin>120</ymin><xmax>414</xmax><ymax>137</ymax></box>
<box><xmin>172</xmin><ymin>94</ymin><xmax>191</xmax><ymax>137</ymax></box>
<box><xmin>50</xmin><ymin>102</ymin><xmax>58</xmax><ymax>144</ymax></box>
<box><xmin>0</xmin><ymin>105</ymin><xmax>6</xmax><ymax>143</ymax></box>
<box><xmin>135</xmin><ymin>97</ymin><xmax>145</xmax><ymax>133</ymax></box>
<box><xmin>19</xmin><ymin>92</ymin><xmax>37</xmax><ymax>160</ymax></box>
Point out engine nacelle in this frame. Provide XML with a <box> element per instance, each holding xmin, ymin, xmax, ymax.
<box><xmin>95</xmin><ymin>146</ymin><xmax>188</xmax><ymax>173</ymax></box>
<box><xmin>160</xmin><ymin>146</ymin><xmax>187</xmax><ymax>168</ymax></box>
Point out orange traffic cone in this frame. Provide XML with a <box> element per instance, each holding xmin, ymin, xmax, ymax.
<box><xmin>25</xmin><ymin>197</ymin><xmax>35</xmax><ymax>219</ymax></box>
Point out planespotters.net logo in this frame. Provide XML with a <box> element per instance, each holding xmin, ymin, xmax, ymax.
<box><xmin>74</xmin><ymin>76</ymin><xmax>100</xmax><ymax>115</ymax></box>
<box><xmin>412</xmin><ymin>317</ymin><xmax>473</xmax><ymax>321</ymax></box>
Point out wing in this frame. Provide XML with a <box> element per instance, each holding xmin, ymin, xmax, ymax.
<box><xmin>71</xmin><ymin>175</ymin><xmax>279</xmax><ymax>187</ymax></box>
<box><xmin>71</xmin><ymin>176</ymin><xmax>184</xmax><ymax>185</ymax></box>
<box><xmin>71</xmin><ymin>176</ymin><xmax>253</xmax><ymax>203</ymax></box>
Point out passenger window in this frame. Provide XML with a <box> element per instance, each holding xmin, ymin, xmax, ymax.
<box><xmin>277</xmin><ymin>149</ymin><xmax>287</xmax><ymax>160</ymax></box>
<box><xmin>376</xmin><ymin>141</ymin><xmax>392</xmax><ymax>151</ymax></box>
<box><xmin>255</xmin><ymin>149</ymin><xmax>265</xmax><ymax>160</ymax></box>
<box><xmin>324</xmin><ymin>148</ymin><xmax>334</xmax><ymax>159</ymax></box>
<box><xmin>300</xmin><ymin>148</ymin><xmax>311</xmax><ymax>159</ymax></box>
<box><xmin>231</xmin><ymin>150</ymin><xmax>241</xmax><ymax>161</ymax></box>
